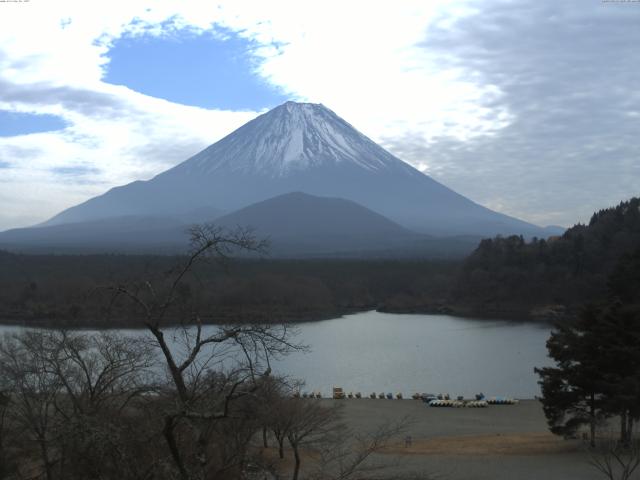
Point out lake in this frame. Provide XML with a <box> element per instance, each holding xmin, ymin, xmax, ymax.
<box><xmin>276</xmin><ymin>311</ymin><xmax>552</xmax><ymax>399</ymax></box>
<box><xmin>0</xmin><ymin>311</ymin><xmax>553</xmax><ymax>399</ymax></box>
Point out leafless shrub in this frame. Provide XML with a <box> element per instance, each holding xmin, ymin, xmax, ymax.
<box><xmin>309</xmin><ymin>417</ymin><xmax>413</xmax><ymax>480</ymax></box>
<box><xmin>0</xmin><ymin>329</ymin><xmax>158</xmax><ymax>480</ymax></box>
<box><xmin>588</xmin><ymin>437</ymin><xmax>640</xmax><ymax>480</ymax></box>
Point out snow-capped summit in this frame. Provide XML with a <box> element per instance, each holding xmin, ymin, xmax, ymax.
<box><xmin>39</xmin><ymin>101</ymin><xmax>553</xmax><ymax>238</ymax></box>
<box><xmin>169</xmin><ymin>101</ymin><xmax>413</xmax><ymax>177</ymax></box>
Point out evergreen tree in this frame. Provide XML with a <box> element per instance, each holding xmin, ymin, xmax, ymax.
<box><xmin>595</xmin><ymin>303</ymin><xmax>640</xmax><ymax>445</ymax></box>
<box><xmin>535</xmin><ymin>305</ymin><xmax>608</xmax><ymax>446</ymax></box>
<box><xmin>457</xmin><ymin>197</ymin><xmax>640</xmax><ymax>313</ymax></box>
<box><xmin>608</xmin><ymin>246</ymin><xmax>640</xmax><ymax>306</ymax></box>
<box><xmin>536</xmin><ymin>248</ymin><xmax>640</xmax><ymax>446</ymax></box>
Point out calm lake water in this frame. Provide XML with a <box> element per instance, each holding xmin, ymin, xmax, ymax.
<box><xmin>0</xmin><ymin>311</ymin><xmax>552</xmax><ymax>399</ymax></box>
<box><xmin>276</xmin><ymin>311</ymin><xmax>552</xmax><ymax>399</ymax></box>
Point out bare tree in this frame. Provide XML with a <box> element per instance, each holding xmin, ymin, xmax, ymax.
<box><xmin>284</xmin><ymin>399</ymin><xmax>341</xmax><ymax>480</ymax></box>
<box><xmin>107</xmin><ymin>224</ymin><xmax>304</xmax><ymax>480</ymax></box>
<box><xmin>0</xmin><ymin>391</ymin><xmax>12</xmax><ymax>479</ymax></box>
<box><xmin>0</xmin><ymin>332</ymin><xmax>62</xmax><ymax>480</ymax></box>
<box><xmin>38</xmin><ymin>330</ymin><xmax>154</xmax><ymax>415</ymax></box>
<box><xmin>0</xmin><ymin>330</ymin><xmax>159</xmax><ymax>480</ymax></box>
<box><xmin>589</xmin><ymin>438</ymin><xmax>640</xmax><ymax>480</ymax></box>
<box><xmin>0</xmin><ymin>223</ymin><xmax>433</xmax><ymax>480</ymax></box>
<box><xmin>0</xmin><ymin>225</ymin><xmax>308</xmax><ymax>480</ymax></box>
<box><xmin>255</xmin><ymin>374</ymin><xmax>291</xmax><ymax>451</ymax></box>
<box><xmin>43</xmin><ymin>330</ymin><xmax>156</xmax><ymax>479</ymax></box>
<box><xmin>309</xmin><ymin>417</ymin><xmax>411</xmax><ymax>480</ymax></box>
<box><xmin>264</xmin><ymin>381</ymin><xmax>296</xmax><ymax>459</ymax></box>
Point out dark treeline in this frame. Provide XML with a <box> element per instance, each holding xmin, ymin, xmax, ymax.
<box><xmin>0</xmin><ymin>250</ymin><xmax>458</xmax><ymax>327</ymax></box>
<box><xmin>2</xmin><ymin>197</ymin><xmax>639</xmax><ymax>326</ymax></box>
<box><xmin>453</xmin><ymin>197</ymin><xmax>640</xmax><ymax>319</ymax></box>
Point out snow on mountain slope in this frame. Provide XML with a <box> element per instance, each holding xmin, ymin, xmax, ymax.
<box><xmin>39</xmin><ymin>101</ymin><xmax>550</xmax><ymax>238</ymax></box>
<box><xmin>172</xmin><ymin>102</ymin><xmax>410</xmax><ymax>176</ymax></box>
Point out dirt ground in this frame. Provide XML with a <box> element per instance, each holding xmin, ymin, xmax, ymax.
<box><xmin>383</xmin><ymin>432</ymin><xmax>576</xmax><ymax>456</ymax></box>
<box><xmin>310</xmin><ymin>399</ymin><xmax>608</xmax><ymax>480</ymax></box>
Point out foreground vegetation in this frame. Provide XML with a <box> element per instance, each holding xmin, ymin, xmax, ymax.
<box><xmin>0</xmin><ymin>227</ymin><xmax>407</xmax><ymax>480</ymax></box>
<box><xmin>536</xmin><ymin>245</ymin><xmax>640</xmax><ymax>446</ymax></box>
<box><xmin>0</xmin><ymin>329</ymin><xmax>410</xmax><ymax>480</ymax></box>
<box><xmin>1</xmin><ymin>198</ymin><xmax>639</xmax><ymax>479</ymax></box>
<box><xmin>531</xmin><ymin>234</ymin><xmax>640</xmax><ymax>480</ymax></box>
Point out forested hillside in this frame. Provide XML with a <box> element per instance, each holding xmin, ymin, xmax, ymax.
<box><xmin>0</xmin><ymin>253</ymin><xmax>457</xmax><ymax>327</ymax></box>
<box><xmin>454</xmin><ymin>197</ymin><xmax>640</xmax><ymax>318</ymax></box>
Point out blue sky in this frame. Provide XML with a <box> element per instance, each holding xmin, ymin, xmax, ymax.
<box><xmin>0</xmin><ymin>29</ymin><xmax>285</xmax><ymax>138</ymax></box>
<box><xmin>104</xmin><ymin>29</ymin><xmax>287</xmax><ymax>111</ymax></box>
<box><xmin>0</xmin><ymin>111</ymin><xmax>67</xmax><ymax>137</ymax></box>
<box><xmin>0</xmin><ymin>1</ymin><xmax>639</xmax><ymax>231</ymax></box>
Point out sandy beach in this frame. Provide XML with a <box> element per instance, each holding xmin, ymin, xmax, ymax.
<box><xmin>310</xmin><ymin>399</ymin><xmax>604</xmax><ymax>480</ymax></box>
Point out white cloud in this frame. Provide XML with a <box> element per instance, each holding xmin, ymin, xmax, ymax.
<box><xmin>0</xmin><ymin>1</ymin><xmax>263</xmax><ymax>229</ymax></box>
<box><xmin>1</xmin><ymin>0</ymin><xmax>503</xmax><ymax>230</ymax></box>
<box><xmin>7</xmin><ymin>0</ymin><xmax>630</xmax><ymax>231</ymax></box>
<box><xmin>210</xmin><ymin>1</ymin><xmax>510</xmax><ymax>142</ymax></box>
<box><xmin>0</xmin><ymin>79</ymin><xmax>257</xmax><ymax>228</ymax></box>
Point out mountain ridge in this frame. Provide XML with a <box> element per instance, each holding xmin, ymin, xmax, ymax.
<box><xmin>171</xmin><ymin>102</ymin><xmax>409</xmax><ymax>176</ymax></box>
<box><xmin>0</xmin><ymin>192</ymin><xmax>482</xmax><ymax>257</ymax></box>
<box><xmin>214</xmin><ymin>191</ymin><xmax>422</xmax><ymax>256</ymax></box>
<box><xmin>20</xmin><ymin>101</ymin><xmax>560</xmax><ymax>247</ymax></box>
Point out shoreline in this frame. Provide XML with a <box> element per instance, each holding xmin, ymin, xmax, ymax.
<box><xmin>0</xmin><ymin>306</ymin><xmax>362</xmax><ymax>330</ymax></box>
<box><xmin>0</xmin><ymin>304</ymin><xmax>561</xmax><ymax>330</ymax></box>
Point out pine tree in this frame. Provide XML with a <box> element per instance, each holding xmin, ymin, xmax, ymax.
<box><xmin>535</xmin><ymin>305</ymin><xmax>608</xmax><ymax>446</ymax></box>
<box><xmin>595</xmin><ymin>303</ymin><xmax>640</xmax><ymax>445</ymax></box>
<box><xmin>536</xmin><ymin>248</ymin><xmax>640</xmax><ymax>446</ymax></box>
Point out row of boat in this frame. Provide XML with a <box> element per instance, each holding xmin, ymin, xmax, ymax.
<box><xmin>324</xmin><ymin>388</ymin><xmax>517</xmax><ymax>404</ymax></box>
<box><xmin>413</xmin><ymin>392</ymin><xmax>518</xmax><ymax>405</ymax></box>
<box><xmin>295</xmin><ymin>391</ymin><xmax>323</xmax><ymax>399</ymax></box>
<box><xmin>486</xmin><ymin>397</ymin><xmax>519</xmax><ymax>405</ymax></box>
<box><xmin>427</xmin><ymin>398</ymin><xmax>518</xmax><ymax>407</ymax></box>
<box><xmin>428</xmin><ymin>400</ymin><xmax>488</xmax><ymax>408</ymax></box>
<box><xmin>331</xmin><ymin>388</ymin><xmax>403</xmax><ymax>399</ymax></box>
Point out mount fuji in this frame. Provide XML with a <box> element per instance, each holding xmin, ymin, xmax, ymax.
<box><xmin>1</xmin><ymin>101</ymin><xmax>559</xmax><ymax>255</ymax></box>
